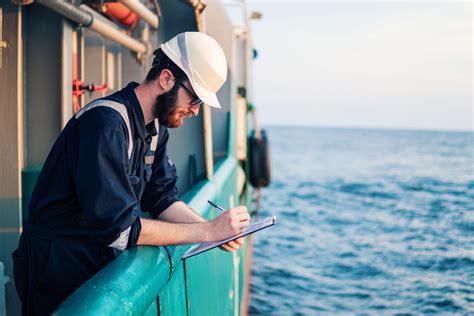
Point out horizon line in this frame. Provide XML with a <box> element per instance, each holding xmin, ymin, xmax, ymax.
<box><xmin>260</xmin><ymin>123</ymin><xmax>474</xmax><ymax>133</ymax></box>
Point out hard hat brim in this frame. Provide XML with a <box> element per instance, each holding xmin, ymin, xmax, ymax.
<box><xmin>192</xmin><ymin>80</ymin><xmax>222</xmax><ymax>109</ymax></box>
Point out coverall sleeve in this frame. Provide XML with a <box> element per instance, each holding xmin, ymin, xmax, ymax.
<box><xmin>72</xmin><ymin>108</ymin><xmax>141</xmax><ymax>248</ymax></box>
<box><xmin>140</xmin><ymin>128</ymin><xmax>180</xmax><ymax>218</ymax></box>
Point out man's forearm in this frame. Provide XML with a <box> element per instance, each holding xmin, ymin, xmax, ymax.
<box><xmin>158</xmin><ymin>201</ymin><xmax>207</xmax><ymax>223</ymax></box>
<box><xmin>137</xmin><ymin>201</ymin><xmax>209</xmax><ymax>246</ymax></box>
<box><xmin>137</xmin><ymin>218</ymin><xmax>212</xmax><ymax>246</ymax></box>
<box><xmin>137</xmin><ymin>203</ymin><xmax>250</xmax><ymax>247</ymax></box>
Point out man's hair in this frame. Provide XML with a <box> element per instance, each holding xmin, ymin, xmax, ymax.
<box><xmin>146</xmin><ymin>48</ymin><xmax>187</xmax><ymax>82</ymax></box>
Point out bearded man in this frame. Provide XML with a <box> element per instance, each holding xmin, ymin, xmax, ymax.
<box><xmin>12</xmin><ymin>32</ymin><xmax>250</xmax><ymax>315</ymax></box>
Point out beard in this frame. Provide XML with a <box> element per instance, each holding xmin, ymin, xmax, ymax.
<box><xmin>152</xmin><ymin>84</ymin><xmax>182</xmax><ymax>128</ymax></box>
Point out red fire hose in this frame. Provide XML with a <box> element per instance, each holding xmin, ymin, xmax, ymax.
<box><xmin>103</xmin><ymin>2</ymin><xmax>139</xmax><ymax>28</ymax></box>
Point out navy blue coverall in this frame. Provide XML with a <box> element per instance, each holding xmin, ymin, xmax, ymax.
<box><xmin>12</xmin><ymin>82</ymin><xmax>180</xmax><ymax>315</ymax></box>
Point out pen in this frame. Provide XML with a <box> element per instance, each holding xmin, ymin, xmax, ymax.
<box><xmin>207</xmin><ymin>200</ymin><xmax>227</xmax><ymax>214</ymax></box>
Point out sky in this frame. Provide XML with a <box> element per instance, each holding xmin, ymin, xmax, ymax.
<box><xmin>242</xmin><ymin>1</ymin><xmax>472</xmax><ymax>131</ymax></box>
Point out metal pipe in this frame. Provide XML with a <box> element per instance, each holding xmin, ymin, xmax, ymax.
<box><xmin>78</xmin><ymin>4</ymin><xmax>124</xmax><ymax>30</ymax></box>
<box><xmin>37</xmin><ymin>0</ymin><xmax>147</xmax><ymax>54</ymax></box>
<box><xmin>119</xmin><ymin>0</ymin><xmax>159</xmax><ymax>29</ymax></box>
<box><xmin>192</xmin><ymin>0</ymin><xmax>214</xmax><ymax>179</ymax></box>
<box><xmin>79</xmin><ymin>4</ymin><xmax>147</xmax><ymax>54</ymax></box>
<box><xmin>36</xmin><ymin>0</ymin><xmax>93</xmax><ymax>26</ymax></box>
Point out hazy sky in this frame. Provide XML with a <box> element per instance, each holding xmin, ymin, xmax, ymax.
<box><xmin>245</xmin><ymin>1</ymin><xmax>472</xmax><ymax>131</ymax></box>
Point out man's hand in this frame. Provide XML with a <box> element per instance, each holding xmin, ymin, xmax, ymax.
<box><xmin>209</xmin><ymin>206</ymin><xmax>250</xmax><ymax>242</ymax></box>
<box><xmin>219</xmin><ymin>237</ymin><xmax>245</xmax><ymax>252</ymax></box>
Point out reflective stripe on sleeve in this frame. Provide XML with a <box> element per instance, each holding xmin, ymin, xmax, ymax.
<box><xmin>150</xmin><ymin>119</ymin><xmax>160</xmax><ymax>151</ymax></box>
<box><xmin>108</xmin><ymin>226</ymin><xmax>132</xmax><ymax>251</ymax></box>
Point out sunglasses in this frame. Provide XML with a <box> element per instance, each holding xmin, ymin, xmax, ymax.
<box><xmin>175</xmin><ymin>78</ymin><xmax>203</xmax><ymax>106</ymax></box>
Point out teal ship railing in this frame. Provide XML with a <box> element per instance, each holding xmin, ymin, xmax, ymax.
<box><xmin>54</xmin><ymin>156</ymin><xmax>250</xmax><ymax>315</ymax></box>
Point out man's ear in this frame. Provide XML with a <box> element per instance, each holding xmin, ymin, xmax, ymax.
<box><xmin>158</xmin><ymin>69</ymin><xmax>175</xmax><ymax>92</ymax></box>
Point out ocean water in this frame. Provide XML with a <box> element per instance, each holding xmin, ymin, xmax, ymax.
<box><xmin>248</xmin><ymin>126</ymin><xmax>474</xmax><ymax>315</ymax></box>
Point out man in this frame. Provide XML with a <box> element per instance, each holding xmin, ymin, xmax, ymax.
<box><xmin>12</xmin><ymin>32</ymin><xmax>250</xmax><ymax>315</ymax></box>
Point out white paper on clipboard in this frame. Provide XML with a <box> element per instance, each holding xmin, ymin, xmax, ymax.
<box><xmin>182</xmin><ymin>215</ymin><xmax>277</xmax><ymax>260</ymax></box>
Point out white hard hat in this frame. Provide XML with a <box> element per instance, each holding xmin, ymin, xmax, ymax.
<box><xmin>161</xmin><ymin>32</ymin><xmax>227</xmax><ymax>108</ymax></box>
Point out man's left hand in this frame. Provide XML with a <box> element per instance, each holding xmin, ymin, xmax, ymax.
<box><xmin>219</xmin><ymin>237</ymin><xmax>245</xmax><ymax>252</ymax></box>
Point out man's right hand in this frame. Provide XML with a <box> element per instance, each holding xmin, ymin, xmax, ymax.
<box><xmin>209</xmin><ymin>206</ymin><xmax>250</xmax><ymax>241</ymax></box>
<box><xmin>137</xmin><ymin>205</ymin><xmax>250</xmax><ymax>247</ymax></box>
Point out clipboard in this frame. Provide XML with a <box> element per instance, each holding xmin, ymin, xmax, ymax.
<box><xmin>182</xmin><ymin>215</ymin><xmax>277</xmax><ymax>260</ymax></box>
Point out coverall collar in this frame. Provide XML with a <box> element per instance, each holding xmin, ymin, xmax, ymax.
<box><xmin>125</xmin><ymin>82</ymin><xmax>158</xmax><ymax>139</ymax></box>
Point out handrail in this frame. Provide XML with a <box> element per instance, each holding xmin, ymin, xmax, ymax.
<box><xmin>54</xmin><ymin>156</ymin><xmax>237</xmax><ymax>315</ymax></box>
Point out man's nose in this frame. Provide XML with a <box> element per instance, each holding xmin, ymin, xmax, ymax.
<box><xmin>189</xmin><ymin>104</ymin><xmax>200</xmax><ymax>117</ymax></box>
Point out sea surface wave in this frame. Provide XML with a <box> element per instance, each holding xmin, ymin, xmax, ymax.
<box><xmin>249</xmin><ymin>127</ymin><xmax>473</xmax><ymax>315</ymax></box>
